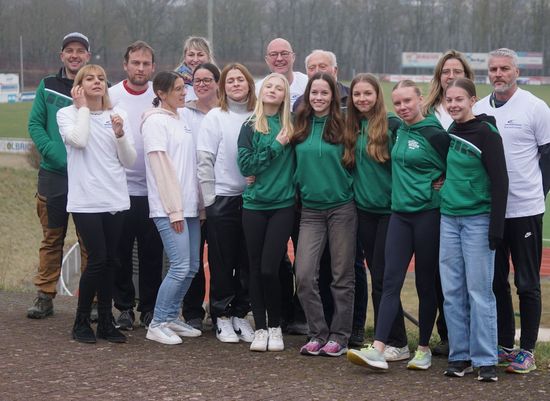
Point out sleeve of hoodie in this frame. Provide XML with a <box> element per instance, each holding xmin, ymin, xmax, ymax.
<box><xmin>426</xmin><ymin>126</ymin><xmax>451</xmax><ymax>165</ymax></box>
<box><xmin>196</xmin><ymin>110</ymin><xmax>220</xmax><ymax>207</ymax></box>
<box><xmin>237</xmin><ymin>121</ymin><xmax>284</xmax><ymax>177</ymax></box>
<box><xmin>480</xmin><ymin>122</ymin><xmax>509</xmax><ymax>243</ymax></box>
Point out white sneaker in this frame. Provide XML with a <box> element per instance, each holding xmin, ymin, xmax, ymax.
<box><xmin>216</xmin><ymin>317</ymin><xmax>239</xmax><ymax>343</ymax></box>
<box><xmin>267</xmin><ymin>326</ymin><xmax>284</xmax><ymax>351</ymax></box>
<box><xmin>232</xmin><ymin>316</ymin><xmax>255</xmax><ymax>342</ymax></box>
<box><xmin>384</xmin><ymin>345</ymin><xmax>410</xmax><ymax>361</ymax></box>
<box><xmin>166</xmin><ymin>319</ymin><xmax>202</xmax><ymax>338</ymax></box>
<box><xmin>146</xmin><ymin>322</ymin><xmax>182</xmax><ymax>345</ymax></box>
<box><xmin>250</xmin><ymin>329</ymin><xmax>268</xmax><ymax>352</ymax></box>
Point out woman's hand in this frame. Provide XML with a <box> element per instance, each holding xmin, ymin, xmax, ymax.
<box><xmin>276</xmin><ymin>127</ymin><xmax>290</xmax><ymax>145</ymax></box>
<box><xmin>172</xmin><ymin>219</ymin><xmax>184</xmax><ymax>233</ymax></box>
<box><xmin>246</xmin><ymin>175</ymin><xmax>256</xmax><ymax>185</ymax></box>
<box><xmin>71</xmin><ymin>85</ymin><xmax>87</xmax><ymax>109</ymax></box>
<box><xmin>110</xmin><ymin>114</ymin><xmax>125</xmax><ymax>138</ymax></box>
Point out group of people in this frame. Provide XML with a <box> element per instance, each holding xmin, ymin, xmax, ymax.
<box><xmin>27</xmin><ymin>32</ymin><xmax>549</xmax><ymax>383</ymax></box>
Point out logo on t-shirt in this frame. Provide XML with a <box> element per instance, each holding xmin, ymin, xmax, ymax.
<box><xmin>408</xmin><ymin>139</ymin><xmax>420</xmax><ymax>150</ymax></box>
<box><xmin>504</xmin><ymin>119</ymin><xmax>522</xmax><ymax>129</ymax></box>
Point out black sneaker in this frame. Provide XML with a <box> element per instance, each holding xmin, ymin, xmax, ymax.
<box><xmin>433</xmin><ymin>340</ymin><xmax>449</xmax><ymax>356</ymax></box>
<box><xmin>140</xmin><ymin>311</ymin><xmax>153</xmax><ymax>329</ymax></box>
<box><xmin>27</xmin><ymin>291</ymin><xmax>53</xmax><ymax>319</ymax></box>
<box><xmin>478</xmin><ymin>365</ymin><xmax>498</xmax><ymax>382</ymax></box>
<box><xmin>348</xmin><ymin>327</ymin><xmax>365</xmax><ymax>347</ymax></box>
<box><xmin>186</xmin><ymin>318</ymin><xmax>204</xmax><ymax>331</ymax></box>
<box><xmin>97</xmin><ymin>314</ymin><xmax>127</xmax><ymax>343</ymax></box>
<box><xmin>115</xmin><ymin>309</ymin><xmax>135</xmax><ymax>331</ymax></box>
<box><xmin>72</xmin><ymin>313</ymin><xmax>96</xmax><ymax>343</ymax></box>
<box><xmin>444</xmin><ymin>360</ymin><xmax>473</xmax><ymax>377</ymax></box>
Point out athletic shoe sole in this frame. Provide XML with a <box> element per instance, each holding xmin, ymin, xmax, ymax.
<box><xmin>300</xmin><ymin>347</ymin><xmax>321</xmax><ymax>356</ymax></box>
<box><xmin>444</xmin><ymin>366</ymin><xmax>473</xmax><ymax>377</ymax></box>
<box><xmin>505</xmin><ymin>365</ymin><xmax>537</xmax><ymax>374</ymax></box>
<box><xmin>384</xmin><ymin>352</ymin><xmax>411</xmax><ymax>362</ymax></box>
<box><xmin>146</xmin><ymin>331</ymin><xmax>182</xmax><ymax>345</ymax></box>
<box><xmin>478</xmin><ymin>375</ymin><xmax>498</xmax><ymax>382</ymax></box>
<box><xmin>320</xmin><ymin>347</ymin><xmax>348</xmax><ymax>357</ymax></box>
<box><xmin>347</xmin><ymin>349</ymin><xmax>388</xmax><ymax>370</ymax></box>
<box><xmin>27</xmin><ymin>309</ymin><xmax>53</xmax><ymax>319</ymax></box>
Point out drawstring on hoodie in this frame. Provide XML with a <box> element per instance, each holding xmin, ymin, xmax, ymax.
<box><xmin>308</xmin><ymin>116</ymin><xmax>327</xmax><ymax>157</ymax></box>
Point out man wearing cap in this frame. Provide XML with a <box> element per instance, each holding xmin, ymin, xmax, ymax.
<box><xmin>27</xmin><ymin>32</ymin><xmax>91</xmax><ymax>319</ymax></box>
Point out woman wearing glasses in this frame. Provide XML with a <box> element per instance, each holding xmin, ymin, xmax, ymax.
<box><xmin>179</xmin><ymin>63</ymin><xmax>221</xmax><ymax>331</ymax></box>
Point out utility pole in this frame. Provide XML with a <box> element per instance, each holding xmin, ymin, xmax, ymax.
<box><xmin>207</xmin><ymin>0</ymin><xmax>213</xmax><ymax>47</ymax></box>
<box><xmin>19</xmin><ymin>35</ymin><xmax>24</xmax><ymax>92</ymax></box>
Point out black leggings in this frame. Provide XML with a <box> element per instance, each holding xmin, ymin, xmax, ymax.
<box><xmin>357</xmin><ymin>210</ymin><xmax>407</xmax><ymax>348</ymax></box>
<box><xmin>73</xmin><ymin>212</ymin><xmax>124</xmax><ymax>316</ymax></box>
<box><xmin>375</xmin><ymin>209</ymin><xmax>440</xmax><ymax>346</ymax></box>
<box><xmin>242</xmin><ymin>206</ymin><xmax>295</xmax><ymax>329</ymax></box>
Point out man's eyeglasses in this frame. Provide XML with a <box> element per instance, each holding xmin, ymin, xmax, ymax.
<box><xmin>193</xmin><ymin>77</ymin><xmax>214</xmax><ymax>86</ymax></box>
<box><xmin>267</xmin><ymin>51</ymin><xmax>293</xmax><ymax>59</ymax></box>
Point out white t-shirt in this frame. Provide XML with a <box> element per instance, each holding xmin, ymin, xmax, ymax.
<box><xmin>57</xmin><ymin>106</ymin><xmax>132</xmax><ymax>213</ymax></box>
<box><xmin>474</xmin><ymin>87</ymin><xmax>550</xmax><ymax>218</ymax></box>
<box><xmin>196</xmin><ymin>107</ymin><xmax>251</xmax><ymax>197</ymax></box>
<box><xmin>109</xmin><ymin>81</ymin><xmax>154</xmax><ymax>196</ymax></box>
<box><xmin>255</xmin><ymin>71</ymin><xmax>308</xmax><ymax>108</ymax></box>
<box><xmin>435</xmin><ymin>103</ymin><xmax>453</xmax><ymax>130</ymax></box>
<box><xmin>142</xmin><ymin>112</ymin><xmax>199</xmax><ymax>218</ymax></box>
<box><xmin>179</xmin><ymin>106</ymin><xmax>205</xmax><ymax>145</ymax></box>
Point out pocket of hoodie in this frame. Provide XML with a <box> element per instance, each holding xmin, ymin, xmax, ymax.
<box><xmin>441</xmin><ymin>179</ymin><xmax>490</xmax><ymax>210</ymax></box>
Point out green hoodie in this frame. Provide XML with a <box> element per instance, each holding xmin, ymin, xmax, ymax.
<box><xmin>237</xmin><ymin>114</ymin><xmax>296</xmax><ymax>210</ymax></box>
<box><xmin>294</xmin><ymin>115</ymin><xmax>353</xmax><ymax>210</ymax></box>
<box><xmin>391</xmin><ymin>115</ymin><xmax>449</xmax><ymax>213</ymax></box>
<box><xmin>353</xmin><ymin>113</ymin><xmax>400</xmax><ymax>214</ymax></box>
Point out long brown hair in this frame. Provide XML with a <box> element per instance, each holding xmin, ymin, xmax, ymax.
<box><xmin>291</xmin><ymin>72</ymin><xmax>344</xmax><ymax>146</ymax></box>
<box><xmin>422</xmin><ymin>50</ymin><xmax>474</xmax><ymax>114</ymax></box>
<box><xmin>343</xmin><ymin>73</ymin><xmax>389</xmax><ymax>168</ymax></box>
<box><xmin>218</xmin><ymin>63</ymin><xmax>256</xmax><ymax>112</ymax></box>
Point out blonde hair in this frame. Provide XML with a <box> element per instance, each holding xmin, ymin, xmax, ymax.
<box><xmin>73</xmin><ymin>64</ymin><xmax>112</xmax><ymax>110</ymax></box>
<box><xmin>176</xmin><ymin>36</ymin><xmax>215</xmax><ymax>71</ymax></box>
<box><xmin>252</xmin><ymin>73</ymin><xmax>294</xmax><ymax>138</ymax></box>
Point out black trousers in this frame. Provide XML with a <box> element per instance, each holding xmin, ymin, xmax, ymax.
<box><xmin>358</xmin><ymin>210</ymin><xmax>407</xmax><ymax>347</ymax></box>
<box><xmin>242</xmin><ymin>206</ymin><xmax>295</xmax><ymax>329</ymax></box>
<box><xmin>113</xmin><ymin>196</ymin><xmax>164</xmax><ymax>314</ymax></box>
<box><xmin>206</xmin><ymin>195</ymin><xmax>250</xmax><ymax>321</ymax></box>
<box><xmin>182</xmin><ymin>224</ymin><xmax>207</xmax><ymax>321</ymax></box>
<box><xmin>375</xmin><ymin>209</ymin><xmax>440</xmax><ymax>346</ymax></box>
<box><xmin>73</xmin><ymin>212</ymin><xmax>124</xmax><ymax>316</ymax></box>
<box><xmin>494</xmin><ymin>214</ymin><xmax>543</xmax><ymax>351</ymax></box>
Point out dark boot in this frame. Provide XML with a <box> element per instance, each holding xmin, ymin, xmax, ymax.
<box><xmin>27</xmin><ymin>291</ymin><xmax>54</xmax><ymax>319</ymax></box>
<box><xmin>72</xmin><ymin>313</ymin><xmax>96</xmax><ymax>343</ymax></box>
<box><xmin>97</xmin><ymin>313</ymin><xmax>127</xmax><ymax>343</ymax></box>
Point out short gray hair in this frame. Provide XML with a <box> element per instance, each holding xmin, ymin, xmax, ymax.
<box><xmin>489</xmin><ymin>48</ymin><xmax>518</xmax><ymax>68</ymax></box>
<box><xmin>305</xmin><ymin>49</ymin><xmax>338</xmax><ymax>68</ymax></box>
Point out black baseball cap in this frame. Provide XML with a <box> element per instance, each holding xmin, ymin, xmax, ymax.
<box><xmin>62</xmin><ymin>32</ymin><xmax>90</xmax><ymax>52</ymax></box>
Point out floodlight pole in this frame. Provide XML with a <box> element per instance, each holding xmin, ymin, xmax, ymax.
<box><xmin>207</xmin><ymin>0</ymin><xmax>213</xmax><ymax>48</ymax></box>
<box><xmin>19</xmin><ymin>35</ymin><xmax>24</xmax><ymax>91</ymax></box>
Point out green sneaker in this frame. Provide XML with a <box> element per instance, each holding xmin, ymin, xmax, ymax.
<box><xmin>347</xmin><ymin>344</ymin><xmax>388</xmax><ymax>370</ymax></box>
<box><xmin>407</xmin><ymin>348</ymin><xmax>432</xmax><ymax>370</ymax></box>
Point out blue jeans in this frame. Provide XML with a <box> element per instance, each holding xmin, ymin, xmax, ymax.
<box><xmin>152</xmin><ymin>217</ymin><xmax>200</xmax><ymax>324</ymax></box>
<box><xmin>439</xmin><ymin>214</ymin><xmax>497</xmax><ymax>367</ymax></box>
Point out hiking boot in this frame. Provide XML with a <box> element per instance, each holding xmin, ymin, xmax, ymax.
<box><xmin>348</xmin><ymin>327</ymin><xmax>365</xmax><ymax>347</ymax></box>
<box><xmin>72</xmin><ymin>313</ymin><xmax>96</xmax><ymax>343</ymax></box>
<box><xmin>478</xmin><ymin>365</ymin><xmax>498</xmax><ymax>382</ymax></box>
<box><xmin>407</xmin><ymin>348</ymin><xmax>432</xmax><ymax>370</ymax></box>
<box><xmin>506</xmin><ymin>349</ymin><xmax>537</xmax><ymax>374</ymax></box>
<box><xmin>432</xmin><ymin>340</ymin><xmax>449</xmax><ymax>356</ymax></box>
<box><xmin>97</xmin><ymin>314</ymin><xmax>127</xmax><ymax>343</ymax></box>
<box><xmin>347</xmin><ymin>344</ymin><xmax>388</xmax><ymax>370</ymax></box>
<box><xmin>27</xmin><ymin>291</ymin><xmax>53</xmax><ymax>319</ymax></box>
<box><xmin>115</xmin><ymin>309</ymin><xmax>135</xmax><ymax>331</ymax></box>
<box><xmin>384</xmin><ymin>345</ymin><xmax>411</xmax><ymax>361</ymax></box>
<box><xmin>444</xmin><ymin>360</ymin><xmax>473</xmax><ymax>377</ymax></box>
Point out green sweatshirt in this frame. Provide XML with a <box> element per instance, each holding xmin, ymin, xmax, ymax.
<box><xmin>294</xmin><ymin>115</ymin><xmax>353</xmax><ymax>210</ymax></box>
<box><xmin>353</xmin><ymin>113</ymin><xmax>400</xmax><ymax>214</ymax></box>
<box><xmin>391</xmin><ymin>115</ymin><xmax>450</xmax><ymax>213</ymax></box>
<box><xmin>28</xmin><ymin>69</ymin><xmax>74</xmax><ymax>174</ymax></box>
<box><xmin>237</xmin><ymin>114</ymin><xmax>296</xmax><ymax>210</ymax></box>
